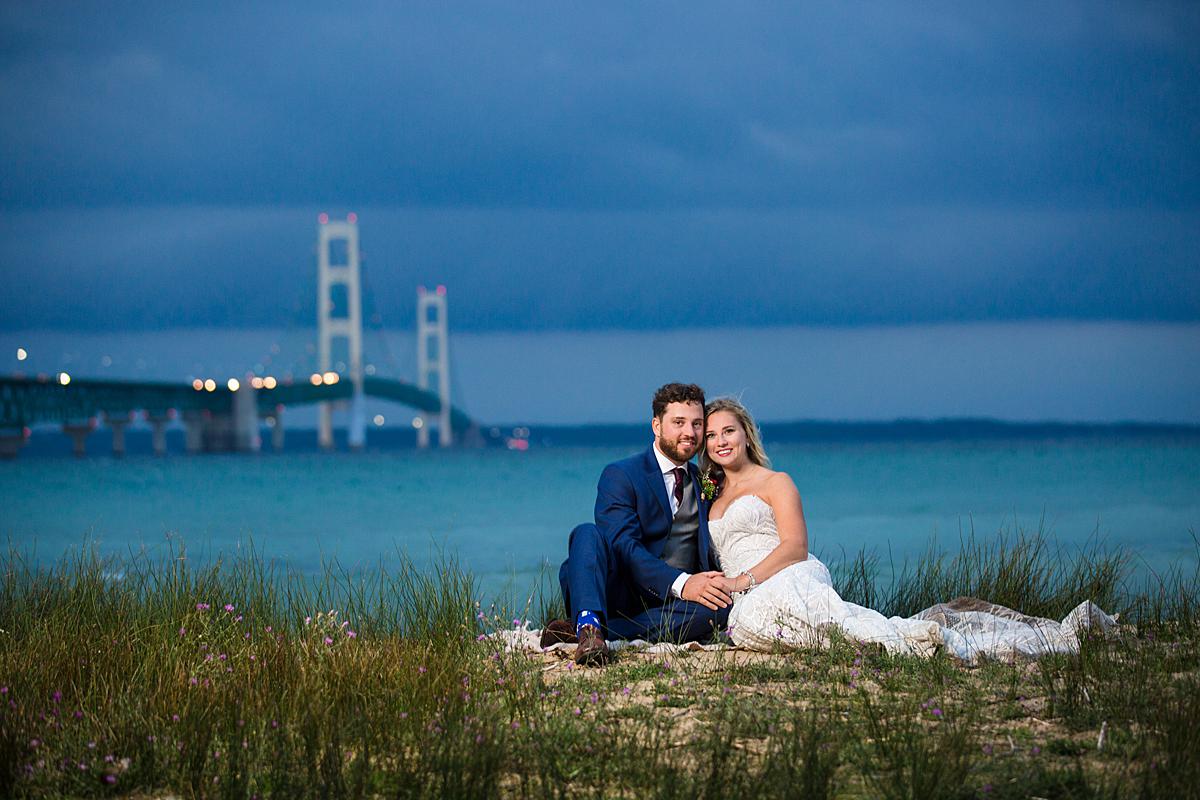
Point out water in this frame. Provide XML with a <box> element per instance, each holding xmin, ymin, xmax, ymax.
<box><xmin>2</xmin><ymin>436</ymin><xmax>1197</xmax><ymax>600</ymax></box>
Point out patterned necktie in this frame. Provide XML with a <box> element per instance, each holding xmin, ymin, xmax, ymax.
<box><xmin>671</xmin><ymin>467</ymin><xmax>688</xmax><ymax>507</ymax></box>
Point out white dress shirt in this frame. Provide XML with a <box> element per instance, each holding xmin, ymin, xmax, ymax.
<box><xmin>652</xmin><ymin>442</ymin><xmax>694</xmax><ymax>599</ymax></box>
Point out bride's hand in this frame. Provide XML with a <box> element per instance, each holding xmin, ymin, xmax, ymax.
<box><xmin>681</xmin><ymin>571</ymin><xmax>733</xmax><ymax>610</ymax></box>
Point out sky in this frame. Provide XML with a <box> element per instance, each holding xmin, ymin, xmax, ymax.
<box><xmin>1</xmin><ymin>1</ymin><xmax>1198</xmax><ymax>333</ymax></box>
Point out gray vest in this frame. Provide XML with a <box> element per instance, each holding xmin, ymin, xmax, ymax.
<box><xmin>661</xmin><ymin>474</ymin><xmax>701</xmax><ymax>573</ymax></box>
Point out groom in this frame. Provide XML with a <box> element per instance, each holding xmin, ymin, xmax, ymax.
<box><xmin>548</xmin><ymin>382</ymin><xmax>733</xmax><ymax>665</ymax></box>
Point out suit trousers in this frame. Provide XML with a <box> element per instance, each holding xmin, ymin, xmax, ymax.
<box><xmin>558</xmin><ymin>523</ymin><xmax>730</xmax><ymax>643</ymax></box>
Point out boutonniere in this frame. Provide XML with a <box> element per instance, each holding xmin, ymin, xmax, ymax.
<box><xmin>700</xmin><ymin>470</ymin><xmax>718</xmax><ymax>502</ymax></box>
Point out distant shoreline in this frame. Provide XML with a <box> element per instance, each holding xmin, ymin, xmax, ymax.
<box><xmin>525</xmin><ymin>418</ymin><xmax>1200</xmax><ymax>447</ymax></box>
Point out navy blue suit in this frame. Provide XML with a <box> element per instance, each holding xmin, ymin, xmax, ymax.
<box><xmin>558</xmin><ymin>445</ymin><xmax>729</xmax><ymax>643</ymax></box>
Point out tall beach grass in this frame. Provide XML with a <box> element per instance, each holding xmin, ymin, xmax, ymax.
<box><xmin>1</xmin><ymin>527</ymin><xmax>1196</xmax><ymax>798</ymax></box>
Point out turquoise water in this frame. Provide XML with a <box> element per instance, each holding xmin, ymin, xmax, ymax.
<box><xmin>2</xmin><ymin>437</ymin><xmax>1198</xmax><ymax>599</ymax></box>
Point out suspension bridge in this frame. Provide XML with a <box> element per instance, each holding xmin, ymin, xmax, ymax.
<box><xmin>0</xmin><ymin>215</ymin><xmax>476</xmax><ymax>458</ymax></box>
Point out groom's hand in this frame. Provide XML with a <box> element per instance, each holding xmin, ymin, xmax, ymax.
<box><xmin>681</xmin><ymin>571</ymin><xmax>733</xmax><ymax>610</ymax></box>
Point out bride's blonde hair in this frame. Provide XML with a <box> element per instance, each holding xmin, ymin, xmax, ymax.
<box><xmin>700</xmin><ymin>397</ymin><xmax>771</xmax><ymax>483</ymax></box>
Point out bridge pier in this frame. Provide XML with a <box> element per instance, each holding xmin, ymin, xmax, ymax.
<box><xmin>145</xmin><ymin>411</ymin><xmax>173</xmax><ymax>456</ymax></box>
<box><xmin>182</xmin><ymin>410</ymin><xmax>206</xmax><ymax>454</ymax></box>
<box><xmin>103</xmin><ymin>412</ymin><xmax>132</xmax><ymax>457</ymax></box>
<box><xmin>0</xmin><ymin>428</ymin><xmax>27</xmax><ymax>460</ymax></box>
<box><xmin>232</xmin><ymin>383</ymin><xmax>260</xmax><ymax>452</ymax></box>
<box><xmin>63</xmin><ymin>419</ymin><xmax>97</xmax><ymax>458</ymax></box>
<box><xmin>265</xmin><ymin>408</ymin><xmax>285</xmax><ymax>452</ymax></box>
<box><xmin>348</xmin><ymin>388</ymin><xmax>365</xmax><ymax>451</ymax></box>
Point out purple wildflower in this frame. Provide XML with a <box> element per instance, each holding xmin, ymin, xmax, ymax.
<box><xmin>224</xmin><ymin>604</ymin><xmax>234</xmax><ymax>612</ymax></box>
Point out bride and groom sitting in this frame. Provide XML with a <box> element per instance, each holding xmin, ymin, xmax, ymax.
<box><xmin>545</xmin><ymin>382</ymin><xmax>1115</xmax><ymax>666</ymax></box>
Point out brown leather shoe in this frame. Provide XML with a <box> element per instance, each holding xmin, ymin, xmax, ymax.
<box><xmin>574</xmin><ymin>624</ymin><xmax>611</xmax><ymax>666</ymax></box>
<box><xmin>539</xmin><ymin>618</ymin><xmax>577</xmax><ymax>648</ymax></box>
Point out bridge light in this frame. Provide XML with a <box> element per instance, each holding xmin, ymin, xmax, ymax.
<box><xmin>251</xmin><ymin>376</ymin><xmax>264</xmax><ymax>389</ymax></box>
<box><xmin>310</xmin><ymin>373</ymin><xmax>323</xmax><ymax>386</ymax></box>
<box><xmin>192</xmin><ymin>379</ymin><xmax>204</xmax><ymax>391</ymax></box>
<box><xmin>417</xmin><ymin>285</ymin><xmax>427</xmax><ymax>296</ymax></box>
<box><xmin>322</xmin><ymin>371</ymin><xmax>339</xmax><ymax>385</ymax></box>
<box><xmin>263</xmin><ymin>376</ymin><xmax>277</xmax><ymax>390</ymax></box>
<box><xmin>57</xmin><ymin>372</ymin><xmax>71</xmax><ymax>386</ymax></box>
<box><xmin>364</xmin><ymin>364</ymin><xmax>376</xmax><ymax>376</ymax></box>
<box><xmin>227</xmin><ymin>378</ymin><xmax>240</xmax><ymax>392</ymax></box>
<box><xmin>204</xmin><ymin>379</ymin><xmax>217</xmax><ymax>392</ymax></box>
<box><xmin>318</xmin><ymin>213</ymin><xmax>329</xmax><ymax>224</ymax></box>
<box><xmin>347</xmin><ymin>212</ymin><xmax>357</xmax><ymax>223</ymax></box>
<box><xmin>16</xmin><ymin>347</ymin><xmax>27</xmax><ymax>361</ymax></box>
<box><xmin>412</xmin><ymin>416</ymin><xmax>424</xmax><ymax>429</ymax></box>
<box><xmin>373</xmin><ymin>414</ymin><xmax>385</xmax><ymax>426</ymax></box>
<box><xmin>436</xmin><ymin>285</ymin><xmax>446</xmax><ymax>296</ymax></box>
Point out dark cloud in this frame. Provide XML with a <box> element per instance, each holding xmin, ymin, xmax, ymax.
<box><xmin>0</xmin><ymin>2</ymin><xmax>1198</xmax><ymax>330</ymax></box>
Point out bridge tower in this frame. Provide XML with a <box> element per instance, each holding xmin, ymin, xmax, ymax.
<box><xmin>416</xmin><ymin>286</ymin><xmax>452</xmax><ymax>448</ymax></box>
<box><xmin>316</xmin><ymin>214</ymin><xmax>365</xmax><ymax>450</ymax></box>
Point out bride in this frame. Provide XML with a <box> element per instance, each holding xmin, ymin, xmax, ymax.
<box><xmin>702</xmin><ymin>397</ymin><xmax>1114</xmax><ymax>661</ymax></box>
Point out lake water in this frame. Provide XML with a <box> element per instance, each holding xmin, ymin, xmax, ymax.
<box><xmin>2</xmin><ymin>435</ymin><xmax>1197</xmax><ymax>601</ymax></box>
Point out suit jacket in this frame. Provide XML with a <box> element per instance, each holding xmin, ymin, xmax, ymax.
<box><xmin>594</xmin><ymin>445</ymin><xmax>716</xmax><ymax>605</ymax></box>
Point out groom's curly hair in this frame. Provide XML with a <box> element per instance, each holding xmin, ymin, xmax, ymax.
<box><xmin>651</xmin><ymin>383</ymin><xmax>706</xmax><ymax>419</ymax></box>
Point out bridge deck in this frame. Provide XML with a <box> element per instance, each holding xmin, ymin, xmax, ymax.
<box><xmin>0</xmin><ymin>376</ymin><xmax>472</xmax><ymax>431</ymax></box>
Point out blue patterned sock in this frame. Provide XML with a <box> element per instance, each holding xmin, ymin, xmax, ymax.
<box><xmin>576</xmin><ymin>610</ymin><xmax>601</xmax><ymax>635</ymax></box>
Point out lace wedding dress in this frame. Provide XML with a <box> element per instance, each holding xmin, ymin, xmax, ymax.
<box><xmin>708</xmin><ymin>495</ymin><xmax>1115</xmax><ymax>661</ymax></box>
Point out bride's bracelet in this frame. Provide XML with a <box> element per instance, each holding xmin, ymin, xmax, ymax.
<box><xmin>739</xmin><ymin>570</ymin><xmax>757</xmax><ymax>593</ymax></box>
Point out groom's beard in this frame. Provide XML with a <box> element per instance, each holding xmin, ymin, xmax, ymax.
<box><xmin>658</xmin><ymin>436</ymin><xmax>697</xmax><ymax>463</ymax></box>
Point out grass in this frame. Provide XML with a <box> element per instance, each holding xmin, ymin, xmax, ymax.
<box><xmin>0</xmin><ymin>528</ymin><xmax>1197</xmax><ymax>799</ymax></box>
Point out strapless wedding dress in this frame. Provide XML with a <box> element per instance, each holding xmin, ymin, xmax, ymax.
<box><xmin>708</xmin><ymin>495</ymin><xmax>1115</xmax><ymax>661</ymax></box>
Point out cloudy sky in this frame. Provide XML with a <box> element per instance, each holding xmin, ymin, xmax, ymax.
<box><xmin>1</xmin><ymin>1</ymin><xmax>1197</xmax><ymax>333</ymax></box>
